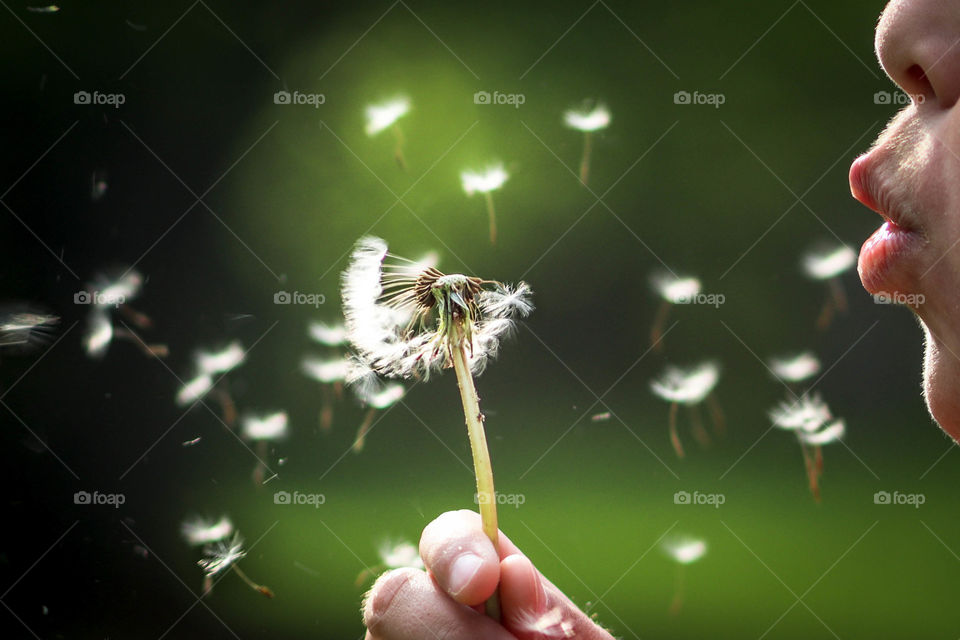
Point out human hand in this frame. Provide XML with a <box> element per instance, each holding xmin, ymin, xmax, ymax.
<box><xmin>363</xmin><ymin>509</ymin><xmax>615</xmax><ymax>639</ymax></box>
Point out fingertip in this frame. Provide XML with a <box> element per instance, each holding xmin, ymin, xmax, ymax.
<box><xmin>362</xmin><ymin>568</ymin><xmax>415</xmax><ymax>633</ymax></box>
<box><xmin>500</xmin><ymin>553</ymin><xmax>546</xmax><ymax>623</ymax></box>
<box><xmin>419</xmin><ymin>511</ymin><xmax>501</xmax><ymax>606</ymax></box>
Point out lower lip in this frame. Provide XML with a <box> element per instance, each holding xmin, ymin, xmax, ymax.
<box><xmin>858</xmin><ymin>220</ymin><xmax>924</xmax><ymax>294</ymax></box>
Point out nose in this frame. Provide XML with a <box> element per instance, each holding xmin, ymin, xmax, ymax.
<box><xmin>875</xmin><ymin>0</ymin><xmax>960</xmax><ymax>108</ymax></box>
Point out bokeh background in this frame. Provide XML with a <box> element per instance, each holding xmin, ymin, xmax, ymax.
<box><xmin>3</xmin><ymin>1</ymin><xmax>958</xmax><ymax>638</ymax></box>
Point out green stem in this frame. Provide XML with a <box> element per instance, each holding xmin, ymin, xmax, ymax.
<box><xmin>451</xmin><ymin>340</ymin><xmax>501</xmax><ymax>621</ymax></box>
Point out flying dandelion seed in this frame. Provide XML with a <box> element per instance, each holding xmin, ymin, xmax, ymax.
<box><xmin>81</xmin><ymin>268</ymin><xmax>166</xmax><ymax>358</ymax></box>
<box><xmin>0</xmin><ymin>304</ymin><xmax>59</xmax><ymax>353</ymax></box>
<box><xmin>461</xmin><ymin>164</ymin><xmax>509</xmax><ymax>244</ymax></box>
<box><xmin>352</xmin><ymin>382</ymin><xmax>405</xmax><ymax>453</ymax></box>
<box><xmin>650</xmin><ymin>361</ymin><xmax>721</xmax><ymax>458</ymax></box>
<box><xmin>590</xmin><ymin>411</ymin><xmax>611</xmax><ymax>422</ymax></box>
<box><xmin>663</xmin><ymin>536</ymin><xmax>706</xmax><ymax>615</ymax></box>
<box><xmin>770</xmin><ymin>394</ymin><xmax>844</xmax><ymax>501</ymax></box>
<box><xmin>769</xmin><ymin>351</ymin><xmax>821</xmax><ymax>385</ymax></box>
<box><xmin>181</xmin><ymin>515</ymin><xmax>234</xmax><ymax>546</ymax></box>
<box><xmin>365</xmin><ymin>96</ymin><xmax>410</xmax><ymax>169</ymax></box>
<box><xmin>355</xmin><ymin>538</ymin><xmax>424</xmax><ymax>585</ymax></box>
<box><xmin>307</xmin><ymin>321</ymin><xmax>347</xmax><ymax>346</ymax></box>
<box><xmin>342</xmin><ymin>235</ymin><xmax>532</xmax><ymax>620</ymax></box>
<box><xmin>302</xmin><ymin>355</ymin><xmax>348</xmax><ymax>432</ymax></box>
<box><xmin>241</xmin><ymin>411</ymin><xmax>287</xmax><ymax>485</ymax></box>
<box><xmin>513</xmin><ymin>607</ymin><xmax>576</xmax><ymax>638</ymax></box>
<box><xmin>193</xmin><ymin>531</ymin><xmax>273</xmax><ymax>599</ymax></box>
<box><xmin>802</xmin><ymin>244</ymin><xmax>856</xmax><ymax>329</ymax></box>
<box><xmin>175</xmin><ymin>342</ymin><xmax>245</xmax><ymax>425</ymax></box>
<box><xmin>649</xmin><ymin>273</ymin><xmax>700</xmax><ymax>351</ymax></box>
<box><xmin>90</xmin><ymin>170</ymin><xmax>108</xmax><ymax>201</ymax></box>
<box><xmin>27</xmin><ymin>4</ymin><xmax>59</xmax><ymax>13</ymax></box>
<box><xmin>83</xmin><ymin>308</ymin><xmax>113</xmax><ymax>358</ymax></box>
<box><xmin>563</xmin><ymin>102</ymin><xmax>610</xmax><ymax>186</ymax></box>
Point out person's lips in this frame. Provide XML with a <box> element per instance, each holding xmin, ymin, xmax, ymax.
<box><xmin>849</xmin><ymin>153</ymin><xmax>925</xmax><ymax>295</ymax></box>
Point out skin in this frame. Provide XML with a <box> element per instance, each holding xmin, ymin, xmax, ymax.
<box><xmin>850</xmin><ymin>0</ymin><xmax>960</xmax><ymax>441</ymax></box>
<box><xmin>365</xmin><ymin>2</ymin><xmax>960</xmax><ymax>636</ymax></box>
<box><xmin>363</xmin><ymin>510</ymin><xmax>613</xmax><ymax>639</ymax></box>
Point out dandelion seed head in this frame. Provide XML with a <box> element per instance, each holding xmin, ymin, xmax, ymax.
<box><xmin>563</xmin><ymin>103</ymin><xmax>611</xmax><ymax>132</ymax></box>
<box><xmin>365</xmin><ymin>97</ymin><xmax>410</xmax><ymax>136</ymax></box>
<box><xmin>240</xmin><ymin>410</ymin><xmax>288</xmax><ymax>440</ymax></box>
<box><xmin>307</xmin><ymin>321</ymin><xmax>347</xmax><ymax>346</ymax></box>
<box><xmin>176</xmin><ymin>374</ymin><xmax>214</xmax><ymax>406</ymax></box>
<box><xmin>797</xmin><ymin>418</ymin><xmax>845</xmax><ymax>445</ymax></box>
<box><xmin>377</xmin><ymin>539</ymin><xmax>423</xmax><ymax>570</ymax></box>
<box><xmin>650</xmin><ymin>361</ymin><xmax>720</xmax><ymax>404</ymax></box>
<box><xmin>461</xmin><ymin>164</ymin><xmax>509</xmax><ymax>195</ymax></box>
<box><xmin>342</xmin><ymin>236</ymin><xmax>532</xmax><ymax>381</ymax></box>
<box><xmin>802</xmin><ymin>245</ymin><xmax>856</xmax><ymax>280</ymax></box>
<box><xmin>769</xmin><ymin>394</ymin><xmax>831</xmax><ymax>431</ymax></box>
<box><xmin>301</xmin><ymin>356</ymin><xmax>348</xmax><ymax>383</ymax></box>
<box><xmin>513</xmin><ymin>607</ymin><xmax>575</xmax><ymax>638</ymax></box>
<box><xmin>196</xmin><ymin>342</ymin><xmax>245</xmax><ymax>375</ymax></box>
<box><xmin>769</xmin><ymin>352</ymin><xmax>821</xmax><ymax>383</ymax></box>
<box><xmin>664</xmin><ymin>537</ymin><xmax>707</xmax><ymax>565</ymax></box>
<box><xmin>83</xmin><ymin>309</ymin><xmax>113</xmax><ymax>358</ymax></box>
<box><xmin>182</xmin><ymin>515</ymin><xmax>234</xmax><ymax>546</ymax></box>
<box><xmin>651</xmin><ymin>273</ymin><xmax>701</xmax><ymax>304</ymax></box>
<box><xmin>198</xmin><ymin>532</ymin><xmax>245</xmax><ymax>577</ymax></box>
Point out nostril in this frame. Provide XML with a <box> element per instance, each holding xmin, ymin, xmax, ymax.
<box><xmin>906</xmin><ymin>64</ymin><xmax>935</xmax><ymax>101</ymax></box>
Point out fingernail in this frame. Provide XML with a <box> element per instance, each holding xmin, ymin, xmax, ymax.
<box><xmin>448</xmin><ymin>553</ymin><xmax>483</xmax><ymax>596</ymax></box>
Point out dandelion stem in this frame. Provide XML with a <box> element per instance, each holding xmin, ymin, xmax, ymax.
<box><xmin>231</xmin><ymin>564</ymin><xmax>274</xmax><ymax>598</ymax></box>
<box><xmin>579</xmin><ymin>131</ymin><xmax>593</xmax><ymax>186</ymax></box>
<box><xmin>707</xmin><ymin>392</ymin><xmax>726</xmax><ymax>436</ymax></box>
<box><xmin>393</xmin><ymin>124</ymin><xmax>407</xmax><ymax>171</ymax></box>
<box><xmin>828</xmin><ymin>278</ymin><xmax>847</xmax><ymax>313</ymax></box>
<box><xmin>320</xmin><ymin>384</ymin><xmax>334</xmax><ymax>432</ymax></box>
<box><xmin>484</xmin><ymin>191</ymin><xmax>497</xmax><ymax>244</ymax></box>
<box><xmin>688</xmin><ymin>405</ymin><xmax>711</xmax><ymax>448</ymax></box>
<box><xmin>451</xmin><ymin>338</ymin><xmax>501</xmax><ymax>621</ymax></box>
<box><xmin>650</xmin><ymin>300</ymin><xmax>670</xmax><ymax>351</ymax></box>
<box><xmin>669</xmin><ymin>401</ymin><xmax>684</xmax><ymax>458</ymax></box>
<box><xmin>669</xmin><ymin>565</ymin><xmax>685</xmax><ymax>616</ymax></box>
<box><xmin>353</xmin><ymin>407</ymin><xmax>377</xmax><ymax>453</ymax></box>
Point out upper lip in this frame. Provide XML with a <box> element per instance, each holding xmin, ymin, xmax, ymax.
<box><xmin>849</xmin><ymin>152</ymin><xmax>918</xmax><ymax>232</ymax></box>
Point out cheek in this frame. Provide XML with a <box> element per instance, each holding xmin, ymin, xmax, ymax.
<box><xmin>922</xmin><ymin>330</ymin><xmax>960</xmax><ymax>442</ymax></box>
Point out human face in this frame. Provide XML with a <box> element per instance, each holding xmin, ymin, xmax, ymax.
<box><xmin>850</xmin><ymin>0</ymin><xmax>960</xmax><ymax>440</ymax></box>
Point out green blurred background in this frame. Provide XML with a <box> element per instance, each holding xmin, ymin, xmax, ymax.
<box><xmin>3</xmin><ymin>1</ymin><xmax>959</xmax><ymax>638</ymax></box>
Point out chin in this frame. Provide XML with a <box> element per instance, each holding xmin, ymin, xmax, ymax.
<box><xmin>922</xmin><ymin>324</ymin><xmax>960</xmax><ymax>442</ymax></box>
